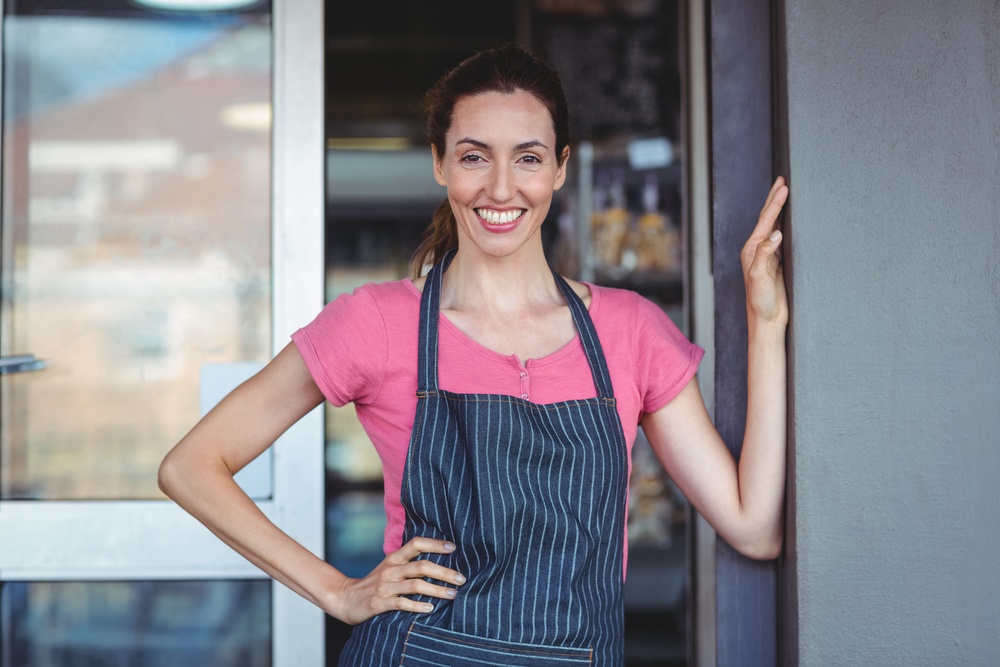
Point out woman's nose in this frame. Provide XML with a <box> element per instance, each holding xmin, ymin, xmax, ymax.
<box><xmin>486</xmin><ymin>164</ymin><xmax>515</xmax><ymax>201</ymax></box>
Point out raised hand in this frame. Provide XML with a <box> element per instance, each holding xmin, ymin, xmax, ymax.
<box><xmin>741</xmin><ymin>176</ymin><xmax>789</xmax><ymax>328</ymax></box>
<box><xmin>332</xmin><ymin>537</ymin><xmax>466</xmax><ymax>625</ymax></box>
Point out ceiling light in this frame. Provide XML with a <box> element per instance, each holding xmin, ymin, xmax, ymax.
<box><xmin>131</xmin><ymin>0</ymin><xmax>262</xmax><ymax>12</ymax></box>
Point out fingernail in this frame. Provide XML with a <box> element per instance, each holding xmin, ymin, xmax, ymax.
<box><xmin>770</xmin><ymin>230</ymin><xmax>782</xmax><ymax>243</ymax></box>
<box><xmin>446</xmin><ymin>588</ymin><xmax>457</xmax><ymax>598</ymax></box>
<box><xmin>444</xmin><ymin>542</ymin><xmax>456</xmax><ymax>552</ymax></box>
<box><xmin>423</xmin><ymin>603</ymin><xmax>435</xmax><ymax>612</ymax></box>
<box><xmin>454</xmin><ymin>574</ymin><xmax>466</xmax><ymax>584</ymax></box>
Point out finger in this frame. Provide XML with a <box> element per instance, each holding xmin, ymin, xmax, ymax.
<box><xmin>751</xmin><ymin>182</ymin><xmax>788</xmax><ymax>241</ymax></box>
<box><xmin>392</xmin><ymin>597</ymin><xmax>438</xmax><ymax>615</ymax></box>
<box><xmin>398</xmin><ymin>578</ymin><xmax>460</xmax><ymax>601</ymax></box>
<box><xmin>748</xmin><ymin>231</ymin><xmax>783</xmax><ymax>278</ymax></box>
<box><xmin>758</xmin><ymin>176</ymin><xmax>786</xmax><ymax>217</ymax></box>
<box><xmin>391</xmin><ymin>558</ymin><xmax>467</xmax><ymax>586</ymax></box>
<box><xmin>391</xmin><ymin>537</ymin><xmax>456</xmax><ymax>563</ymax></box>
<box><xmin>742</xmin><ymin>227</ymin><xmax>782</xmax><ymax>273</ymax></box>
<box><xmin>370</xmin><ymin>579</ymin><xmax>459</xmax><ymax>616</ymax></box>
<box><xmin>765</xmin><ymin>229</ymin><xmax>783</xmax><ymax>251</ymax></box>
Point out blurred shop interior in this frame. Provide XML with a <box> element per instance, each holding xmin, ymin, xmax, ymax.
<box><xmin>323</xmin><ymin>2</ymin><xmax>690</xmax><ymax>665</ymax></box>
<box><xmin>0</xmin><ymin>1</ymin><xmax>696</xmax><ymax>666</ymax></box>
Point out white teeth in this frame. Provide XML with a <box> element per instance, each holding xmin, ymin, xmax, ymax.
<box><xmin>477</xmin><ymin>208</ymin><xmax>524</xmax><ymax>224</ymax></box>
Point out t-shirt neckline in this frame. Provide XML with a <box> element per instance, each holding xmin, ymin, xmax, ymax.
<box><xmin>402</xmin><ymin>277</ymin><xmax>602</xmax><ymax>368</ymax></box>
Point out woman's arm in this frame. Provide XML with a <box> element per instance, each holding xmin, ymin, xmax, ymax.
<box><xmin>158</xmin><ymin>342</ymin><xmax>465</xmax><ymax>623</ymax></box>
<box><xmin>641</xmin><ymin>177</ymin><xmax>788</xmax><ymax>560</ymax></box>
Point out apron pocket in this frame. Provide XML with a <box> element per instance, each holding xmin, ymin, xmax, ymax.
<box><xmin>400</xmin><ymin>622</ymin><xmax>592</xmax><ymax>666</ymax></box>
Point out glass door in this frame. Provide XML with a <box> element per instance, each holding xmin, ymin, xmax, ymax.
<box><xmin>0</xmin><ymin>1</ymin><xmax>324</xmax><ymax>665</ymax></box>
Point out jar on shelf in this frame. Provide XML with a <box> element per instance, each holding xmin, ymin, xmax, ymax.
<box><xmin>633</xmin><ymin>172</ymin><xmax>680</xmax><ymax>272</ymax></box>
<box><xmin>591</xmin><ymin>169</ymin><xmax>632</xmax><ymax>271</ymax></box>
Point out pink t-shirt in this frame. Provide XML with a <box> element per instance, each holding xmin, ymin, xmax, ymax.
<box><xmin>292</xmin><ymin>278</ymin><xmax>703</xmax><ymax>566</ymax></box>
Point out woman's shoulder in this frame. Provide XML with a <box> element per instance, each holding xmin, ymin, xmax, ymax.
<box><xmin>585</xmin><ymin>283</ymin><xmax>691</xmax><ymax>347</ymax></box>
<box><xmin>326</xmin><ymin>277</ymin><xmax>420</xmax><ymax>313</ymax></box>
<box><xmin>584</xmin><ymin>282</ymin><xmax>646</xmax><ymax>320</ymax></box>
<box><xmin>353</xmin><ymin>277</ymin><xmax>419</xmax><ymax>300</ymax></box>
<box><xmin>301</xmin><ymin>277</ymin><xmax>419</xmax><ymax>337</ymax></box>
<box><xmin>353</xmin><ymin>278</ymin><xmax>423</xmax><ymax>337</ymax></box>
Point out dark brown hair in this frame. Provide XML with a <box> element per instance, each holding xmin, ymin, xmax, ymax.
<box><xmin>410</xmin><ymin>43</ymin><xmax>572</xmax><ymax>277</ymax></box>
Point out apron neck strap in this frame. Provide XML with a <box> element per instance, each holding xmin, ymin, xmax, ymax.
<box><xmin>416</xmin><ymin>249</ymin><xmax>453</xmax><ymax>392</ymax></box>
<box><xmin>417</xmin><ymin>249</ymin><xmax>615</xmax><ymax>400</ymax></box>
<box><xmin>551</xmin><ymin>270</ymin><xmax>615</xmax><ymax>400</ymax></box>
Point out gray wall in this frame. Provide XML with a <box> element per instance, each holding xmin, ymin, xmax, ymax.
<box><xmin>778</xmin><ymin>1</ymin><xmax>1000</xmax><ymax>664</ymax></box>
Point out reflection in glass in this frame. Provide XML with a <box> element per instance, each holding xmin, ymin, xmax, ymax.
<box><xmin>1</xmin><ymin>9</ymin><xmax>272</xmax><ymax>500</ymax></box>
<box><xmin>0</xmin><ymin>580</ymin><xmax>270</xmax><ymax>667</ymax></box>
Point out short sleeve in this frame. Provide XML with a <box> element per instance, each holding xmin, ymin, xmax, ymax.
<box><xmin>634</xmin><ymin>295</ymin><xmax>705</xmax><ymax>414</ymax></box>
<box><xmin>290</xmin><ymin>285</ymin><xmax>389</xmax><ymax>407</ymax></box>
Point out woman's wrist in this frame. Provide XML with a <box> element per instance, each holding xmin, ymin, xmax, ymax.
<box><xmin>747</xmin><ymin>317</ymin><xmax>787</xmax><ymax>348</ymax></box>
<box><xmin>310</xmin><ymin>566</ymin><xmax>354</xmax><ymax>620</ymax></box>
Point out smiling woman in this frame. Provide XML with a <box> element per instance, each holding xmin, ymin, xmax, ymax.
<box><xmin>411</xmin><ymin>45</ymin><xmax>572</xmax><ymax>278</ymax></box>
<box><xmin>431</xmin><ymin>90</ymin><xmax>567</xmax><ymax>263</ymax></box>
<box><xmin>160</xmin><ymin>42</ymin><xmax>788</xmax><ymax>667</ymax></box>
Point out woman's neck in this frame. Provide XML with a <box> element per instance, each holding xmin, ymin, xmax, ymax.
<box><xmin>434</xmin><ymin>244</ymin><xmax>584</xmax><ymax>362</ymax></box>
<box><xmin>440</xmin><ymin>245</ymin><xmax>562</xmax><ymax>316</ymax></box>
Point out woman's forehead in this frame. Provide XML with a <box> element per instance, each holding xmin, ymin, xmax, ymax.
<box><xmin>447</xmin><ymin>90</ymin><xmax>556</xmax><ymax>145</ymax></box>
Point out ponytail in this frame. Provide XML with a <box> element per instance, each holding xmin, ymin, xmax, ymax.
<box><xmin>411</xmin><ymin>198</ymin><xmax>458</xmax><ymax>278</ymax></box>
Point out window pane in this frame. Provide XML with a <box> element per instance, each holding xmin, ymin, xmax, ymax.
<box><xmin>1</xmin><ymin>7</ymin><xmax>272</xmax><ymax>499</ymax></box>
<box><xmin>1</xmin><ymin>580</ymin><xmax>270</xmax><ymax>667</ymax></box>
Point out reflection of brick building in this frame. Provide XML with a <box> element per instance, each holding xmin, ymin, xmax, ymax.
<box><xmin>1</xmin><ymin>23</ymin><xmax>272</xmax><ymax>499</ymax></box>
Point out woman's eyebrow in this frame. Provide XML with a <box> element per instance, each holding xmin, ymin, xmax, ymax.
<box><xmin>455</xmin><ymin>137</ymin><xmax>489</xmax><ymax>150</ymax></box>
<box><xmin>454</xmin><ymin>138</ymin><xmax>549</xmax><ymax>151</ymax></box>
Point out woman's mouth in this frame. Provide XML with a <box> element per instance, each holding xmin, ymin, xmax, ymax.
<box><xmin>476</xmin><ymin>208</ymin><xmax>526</xmax><ymax>226</ymax></box>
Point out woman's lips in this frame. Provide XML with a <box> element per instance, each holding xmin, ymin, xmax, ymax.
<box><xmin>475</xmin><ymin>208</ymin><xmax>526</xmax><ymax>233</ymax></box>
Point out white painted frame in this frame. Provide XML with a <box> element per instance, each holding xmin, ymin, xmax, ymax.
<box><xmin>0</xmin><ymin>0</ymin><xmax>326</xmax><ymax>664</ymax></box>
<box><xmin>683</xmin><ymin>1</ymin><xmax>718</xmax><ymax>666</ymax></box>
<box><xmin>270</xmin><ymin>0</ymin><xmax>326</xmax><ymax>662</ymax></box>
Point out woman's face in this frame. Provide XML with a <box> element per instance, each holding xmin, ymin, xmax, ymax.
<box><xmin>433</xmin><ymin>89</ymin><xmax>568</xmax><ymax>261</ymax></box>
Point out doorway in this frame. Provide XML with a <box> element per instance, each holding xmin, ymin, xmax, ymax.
<box><xmin>322</xmin><ymin>2</ymin><xmax>694</xmax><ymax>665</ymax></box>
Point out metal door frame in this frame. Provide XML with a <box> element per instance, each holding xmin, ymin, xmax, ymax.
<box><xmin>0</xmin><ymin>0</ymin><xmax>326</xmax><ymax>663</ymax></box>
<box><xmin>707</xmin><ymin>0</ymin><xmax>781</xmax><ymax>664</ymax></box>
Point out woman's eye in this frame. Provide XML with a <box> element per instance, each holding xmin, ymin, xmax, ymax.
<box><xmin>519</xmin><ymin>154</ymin><xmax>542</xmax><ymax>164</ymax></box>
<box><xmin>461</xmin><ymin>154</ymin><xmax>485</xmax><ymax>163</ymax></box>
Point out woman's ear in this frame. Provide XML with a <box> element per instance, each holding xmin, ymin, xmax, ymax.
<box><xmin>432</xmin><ymin>146</ymin><xmax>447</xmax><ymax>186</ymax></box>
<box><xmin>553</xmin><ymin>146</ymin><xmax>571</xmax><ymax>191</ymax></box>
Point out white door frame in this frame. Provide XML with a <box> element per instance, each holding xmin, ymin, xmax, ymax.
<box><xmin>0</xmin><ymin>0</ymin><xmax>326</xmax><ymax>664</ymax></box>
<box><xmin>270</xmin><ymin>0</ymin><xmax>326</xmax><ymax>662</ymax></box>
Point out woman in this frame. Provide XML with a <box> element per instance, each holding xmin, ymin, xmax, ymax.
<box><xmin>159</xmin><ymin>43</ymin><xmax>787</xmax><ymax>665</ymax></box>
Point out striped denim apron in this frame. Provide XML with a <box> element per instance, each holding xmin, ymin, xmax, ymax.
<box><xmin>339</xmin><ymin>252</ymin><xmax>628</xmax><ymax>666</ymax></box>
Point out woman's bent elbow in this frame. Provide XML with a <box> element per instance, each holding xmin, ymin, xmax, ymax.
<box><xmin>157</xmin><ymin>449</ymin><xmax>188</xmax><ymax>500</ymax></box>
<box><xmin>753</xmin><ymin>537</ymin><xmax>784</xmax><ymax>561</ymax></box>
<box><xmin>736</xmin><ymin>532</ymin><xmax>783</xmax><ymax>561</ymax></box>
<box><xmin>157</xmin><ymin>455</ymin><xmax>176</xmax><ymax>498</ymax></box>
<box><xmin>723</xmin><ymin>518</ymin><xmax>783</xmax><ymax>560</ymax></box>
